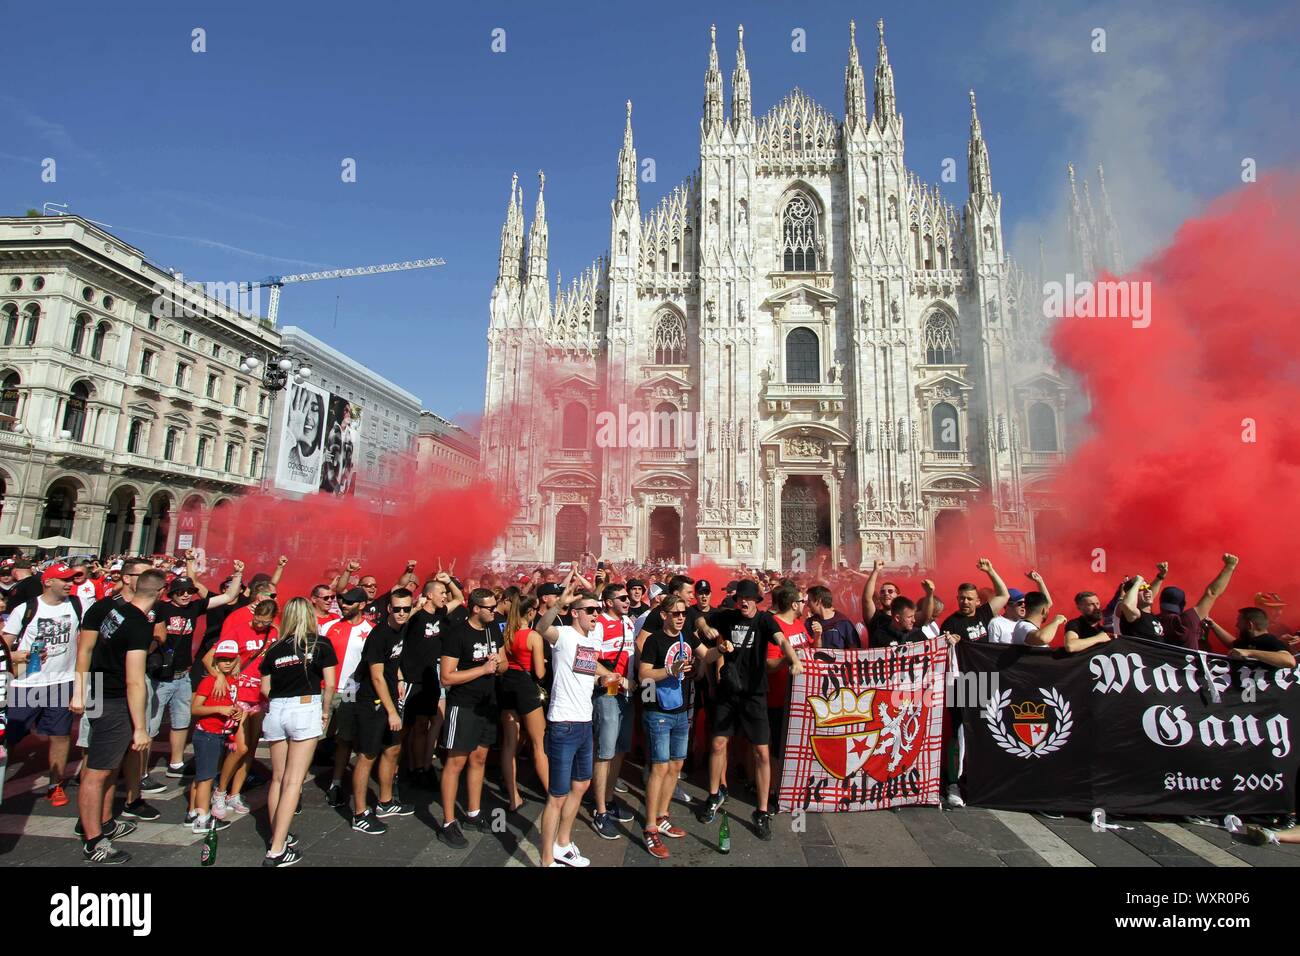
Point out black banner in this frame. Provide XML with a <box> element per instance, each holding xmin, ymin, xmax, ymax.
<box><xmin>957</xmin><ymin>637</ymin><xmax>1300</xmax><ymax>815</ymax></box>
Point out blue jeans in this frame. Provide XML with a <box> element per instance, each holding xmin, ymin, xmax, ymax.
<box><xmin>544</xmin><ymin>720</ymin><xmax>593</xmax><ymax>797</ymax></box>
<box><xmin>148</xmin><ymin>674</ymin><xmax>193</xmax><ymax>736</ymax></box>
<box><xmin>592</xmin><ymin>692</ymin><xmax>631</xmax><ymax>760</ymax></box>
<box><xmin>643</xmin><ymin>709</ymin><xmax>690</xmax><ymax>764</ymax></box>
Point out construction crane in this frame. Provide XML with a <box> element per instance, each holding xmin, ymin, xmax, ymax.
<box><xmin>244</xmin><ymin>257</ymin><xmax>446</xmax><ymax>324</ymax></box>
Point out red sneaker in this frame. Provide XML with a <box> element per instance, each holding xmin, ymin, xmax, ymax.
<box><xmin>656</xmin><ymin>815</ymin><xmax>686</xmax><ymax>839</ymax></box>
<box><xmin>643</xmin><ymin>828</ymin><xmax>670</xmax><ymax>860</ymax></box>
<box><xmin>47</xmin><ymin>784</ymin><xmax>69</xmax><ymax>808</ymax></box>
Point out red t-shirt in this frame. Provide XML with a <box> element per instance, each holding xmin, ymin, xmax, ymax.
<box><xmin>767</xmin><ymin>617</ymin><xmax>808</xmax><ymax>708</ymax></box>
<box><xmin>194</xmin><ymin>674</ymin><xmax>235</xmax><ymax>733</ymax></box>
<box><xmin>224</xmin><ymin>618</ymin><xmax>277</xmax><ymax>703</ymax></box>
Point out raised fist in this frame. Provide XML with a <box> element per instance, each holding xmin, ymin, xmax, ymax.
<box><xmin>976</xmin><ymin>558</ymin><xmax>993</xmax><ymax>573</ymax></box>
<box><xmin>277</xmin><ymin>555</ymin><xmax>289</xmax><ymax>568</ymax></box>
<box><xmin>1223</xmin><ymin>553</ymin><xmax>1239</xmax><ymax>568</ymax></box>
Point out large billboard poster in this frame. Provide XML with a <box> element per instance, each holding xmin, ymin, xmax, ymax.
<box><xmin>274</xmin><ymin>380</ymin><xmax>329</xmax><ymax>494</ymax></box>
<box><xmin>320</xmin><ymin>394</ymin><xmax>362</xmax><ymax>496</ymax></box>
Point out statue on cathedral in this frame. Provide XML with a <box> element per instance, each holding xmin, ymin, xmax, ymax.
<box><xmin>707</xmin><ymin>418</ymin><xmax>716</xmax><ymax>452</ymax></box>
<box><xmin>890</xmin><ymin>297</ymin><xmax>901</xmax><ymax>323</ymax></box>
<box><xmin>899</xmin><ymin>479</ymin><xmax>913</xmax><ymax>510</ymax></box>
<box><xmin>705</xmin><ymin>299</ymin><xmax>717</xmax><ymax>323</ymax></box>
<box><xmin>865</xmin><ymin>480</ymin><xmax>877</xmax><ymax>509</ymax></box>
<box><xmin>737</xmin><ymin>477</ymin><xmax>748</xmax><ymax>509</ymax></box>
<box><xmin>854</xmin><ymin>501</ymin><xmax>865</xmax><ymax>528</ymax></box>
<box><xmin>737</xmin><ymin>300</ymin><xmax>746</xmax><ymax>323</ymax></box>
<box><xmin>705</xmin><ymin>477</ymin><xmax>716</xmax><ymax>508</ymax></box>
<box><xmin>738</xmin><ymin>418</ymin><xmax>748</xmax><ymax>451</ymax></box>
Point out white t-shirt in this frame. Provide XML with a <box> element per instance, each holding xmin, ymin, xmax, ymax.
<box><xmin>987</xmin><ymin>616</ymin><xmax>1038</xmax><ymax>646</ymax></box>
<box><xmin>547</xmin><ymin>623</ymin><xmax>603</xmax><ymax>723</ymax></box>
<box><xmin>74</xmin><ymin>580</ymin><xmax>99</xmax><ymax>604</ymax></box>
<box><xmin>3</xmin><ymin>597</ymin><xmax>81</xmax><ymax>688</ymax></box>
<box><xmin>327</xmin><ymin>619</ymin><xmax>373</xmax><ymax>699</ymax></box>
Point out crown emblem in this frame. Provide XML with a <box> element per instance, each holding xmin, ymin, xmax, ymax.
<box><xmin>1010</xmin><ymin>700</ymin><xmax>1047</xmax><ymax>721</ymax></box>
<box><xmin>809</xmin><ymin>688</ymin><xmax>877</xmax><ymax>728</ymax></box>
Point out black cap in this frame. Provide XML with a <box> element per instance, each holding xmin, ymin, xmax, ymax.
<box><xmin>339</xmin><ymin>587</ymin><xmax>368</xmax><ymax>604</ymax></box>
<box><xmin>168</xmin><ymin>576</ymin><xmax>198</xmax><ymax>595</ymax></box>
<box><xmin>693</xmin><ymin>580</ymin><xmax>712</xmax><ymax>595</ymax></box>
<box><xmin>724</xmin><ymin>580</ymin><xmax>739</xmax><ymax>593</ymax></box>
<box><xmin>733</xmin><ymin>580</ymin><xmax>763</xmax><ymax>602</ymax></box>
<box><xmin>538</xmin><ymin>583</ymin><xmax>564</xmax><ymax>598</ymax></box>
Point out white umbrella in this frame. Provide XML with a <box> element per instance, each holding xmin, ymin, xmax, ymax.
<box><xmin>34</xmin><ymin>535</ymin><xmax>96</xmax><ymax>549</ymax></box>
<box><xmin>0</xmin><ymin>533</ymin><xmax>38</xmax><ymax>548</ymax></box>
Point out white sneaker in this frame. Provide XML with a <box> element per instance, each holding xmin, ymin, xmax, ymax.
<box><xmin>552</xmin><ymin>842</ymin><xmax>590</xmax><ymax>867</ymax></box>
<box><xmin>227</xmin><ymin>794</ymin><xmax>251</xmax><ymax>815</ymax></box>
<box><xmin>672</xmin><ymin>784</ymin><xmax>692</xmax><ymax>804</ymax></box>
<box><xmin>613</xmin><ymin>779</ymin><xmax>629</xmax><ymax>794</ymax></box>
<box><xmin>211</xmin><ymin>791</ymin><xmax>228</xmax><ymax>820</ymax></box>
<box><xmin>945</xmin><ymin>784</ymin><xmax>965</xmax><ymax>808</ymax></box>
<box><xmin>191</xmin><ymin>814</ymin><xmax>211</xmax><ymax>834</ymax></box>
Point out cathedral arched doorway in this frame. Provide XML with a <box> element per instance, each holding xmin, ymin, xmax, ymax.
<box><xmin>933</xmin><ymin>509</ymin><xmax>970</xmax><ymax>562</ymax></box>
<box><xmin>554</xmin><ymin>505</ymin><xmax>587</xmax><ymax>564</ymax></box>
<box><xmin>649</xmin><ymin>507</ymin><xmax>680</xmax><ymax>562</ymax></box>
<box><xmin>780</xmin><ymin>476</ymin><xmax>829</xmax><ymax>569</ymax></box>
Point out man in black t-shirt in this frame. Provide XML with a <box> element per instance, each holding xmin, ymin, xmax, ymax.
<box><xmin>696</xmin><ymin>579</ymin><xmax>801</xmax><ymax>840</ymax></box>
<box><xmin>401</xmin><ymin>574</ymin><xmax>459</xmax><ymax>784</ymax></box>
<box><xmin>436</xmin><ymin>588</ymin><xmax>508</xmax><ymax>848</ymax></box>
<box><xmin>940</xmin><ymin>560</ymin><xmax>1012</xmax><ymax>646</ymax></box>
<box><xmin>1117</xmin><ymin>575</ymin><xmax>1168</xmax><ymax>641</ymax></box>
<box><xmin>350</xmin><ymin>590</ymin><xmax>416</xmax><ymax>834</ymax></box>
<box><xmin>1063</xmin><ymin>591</ymin><xmax>1114</xmax><ymax>653</ymax></box>
<box><xmin>72</xmin><ymin>568</ymin><xmax>165</xmax><ymax>864</ymax></box>
<box><xmin>1216</xmin><ymin>607</ymin><xmax>1297</xmax><ymax>669</ymax></box>
<box><xmin>626</xmin><ymin>578</ymin><xmax>649</xmax><ymax>620</ymax></box>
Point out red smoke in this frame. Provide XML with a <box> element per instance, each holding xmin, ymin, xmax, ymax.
<box><xmin>971</xmin><ymin>172</ymin><xmax>1300</xmax><ymax>634</ymax></box>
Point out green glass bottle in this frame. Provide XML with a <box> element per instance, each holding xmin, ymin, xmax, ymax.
<box><xmin>201</xmin><ymin>821</ymin><xmax>218</xmax><ymax>866</ymax></box>
<box><xmin>718</xmin><ymin>810</ymin><xmax>731</xmax><ymax>854</ymax></box>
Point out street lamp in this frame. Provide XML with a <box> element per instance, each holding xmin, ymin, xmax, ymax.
<box><xmin>239</xmin><ymin>351</ymin><xmax>314</xmax><ymax>392</ymax></box>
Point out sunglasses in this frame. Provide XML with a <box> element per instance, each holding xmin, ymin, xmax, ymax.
<box><xmin>667</xmin><ymin>610</ymin><xmax>687</xmax><ymax>617</ymax></box>
<box><xmin>573</xmin><ymin>606</ymin><xmax>600</xmax><ymax>613</ymax></box>
<box><xmin>391</xmin><ymin>606</ymin><xmax>413</xmax><ymax>615</ymax></box>
<box><xmin>474</xmin><ymin>603</ymin><xmax>496</xmax><ymax>610</ymax></box>
<box><xmin>612</xmin><ymin>596</ymin><xmax>629</xmax><ymax>602</ymax></box>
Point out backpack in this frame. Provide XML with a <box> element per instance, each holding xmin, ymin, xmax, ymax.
<box><xmin>17</xmin><ymin>595</ymin><xmax>83</xmax><ymax>642</ymax></box>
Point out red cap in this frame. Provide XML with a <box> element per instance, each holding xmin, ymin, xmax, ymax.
<box><xmin>42</xmin><ymin>562</ymin><xmax>78</xmax><ymax>583</ymax></box>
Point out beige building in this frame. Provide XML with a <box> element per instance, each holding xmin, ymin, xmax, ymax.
<box><xmin>414</xmin><ymin>410</ymin><xmax>479</xmax><ymax>487</ymax></box>
<box><xmin>0</xmin><ymin>215</ymin><xmax>280</xmax><ymax>555</ymax></box>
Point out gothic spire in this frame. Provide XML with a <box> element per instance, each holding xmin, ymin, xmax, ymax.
<box><xmin>497</xmin><ymin>171</ymin><xmax>524</xmax><ymax>283</ymax></box>
<box><xmin>844</xmin><ymin>19</ymin><xmax>867</xmax><ymax>132</ymax></box>
<box><xmin>1096</xmin><ymin>164</ymin><xmax>1126</xmax><ymax>272</ymax></box>
<box><xmin>614</xmin><ymin>100</ymin><xmax>638</xmax><ymax>213</ymax></box>
<box><xmin>1066</xmin><ymin>163</ymin><xmax>1094</xmax><ymax>276</ymax></box>
<box><xmin>731</xmin><ymin>24</ymin><xmax>751</xmax><ymax>126</ymax></box>
<box><xmin>967</xmin><ymin>89</ymin><xmax>993</xmax><ymax>204</ymax></box>
<box><xmin>703</xmin><ymin>23</ymin><xmax>724</xmax><ymax>134</ymax></box>
<box><xmin>873</xmin><ymin>18</ymin><xmax>898</xmax><ymax>128</ymax></box>
<box><xmin>527</xmin><ymin>170</ymin><xmax>548</xmax><ymax>282</ymax></box>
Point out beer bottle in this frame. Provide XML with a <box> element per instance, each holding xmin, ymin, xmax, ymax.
<box><xmin>201</xmin><ymin>820</ymin><xmax>218</xmax><ymax>866</ymax></box>
<box><xmin>718</xmin><ymin>810</ymin><xmax>731</xmax><ymax>854</ymax></box>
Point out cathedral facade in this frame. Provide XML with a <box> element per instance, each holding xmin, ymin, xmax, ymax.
<box><xmin>481</xmin><ymin>21</ymin><xmax>1122</xmax><ymax>569</ymax></box>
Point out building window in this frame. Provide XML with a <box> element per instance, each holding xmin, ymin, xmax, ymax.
<box><xmin>1029</xmin><ymin>403</ymin><xmax>1059</xmax><ymax>451</ymax></box>
<box><xmin>2</xmin><ymin>304</ymin><xmax>17</xmax><ymax>345</ymax></box>
<box><xmin>127</xmin><ymin>418</ymin><xmax>144</xmax><ymax>454</ymax></box>
<box><xmin>923</xmin><ymin>312</ymin><xmax>960</xmax><ymax>364</ymax></box>
<box><xmin>258</xmin><ymin>393</ymin><xmax>267</xmax><ymax>416</ymax></box>
<box><xmin>22</xmin><ymin>305</ymin><xmax>39</xmax><ymax>345</ymax></box>
<box><xmin>1</xmin><ymin>372</ymin><xmax>20</xmax><ymax>421</ymax></box>
<box><xmin>174</xmin><ymin>362</ymin><xmax>189</xmax><ymax>388</ymax></box>
<box><xmin>211</xmin><ymin>343</ymin><xmax>220</xmax><ymax>358</ymax></box>
<box><xmin>250</xmin><ymin>448</ymin><xmax>261</xmax><ymax>477</ymax></box>
<box><xmin>196</xmin><ymin>435</ymin><xmax>210</xmax><ymax>467</ymax></box>
<box><xmin>785</xmin><ymin>327</ymin><xmax>820</xmax><ymax>383</ymax></box>
<box><xmin>91</xmin><ymin>322</ymin><xmax>110</xmax><ymax>361</ymax></box>
<box><xmin>224</xmin><ymin>443</ymin><xmax>236</xmax><ymax>472</ymax></box>
<box><xmin>140</xmin><ymin>349</ymin><xmax>157</xmax><ymax>377</ymax></box>
<box><xmin>932</xmin><ymin>402</ymin><xmax>960</xmax><ymax>451</ymax></box>
<box><xmin>182</xmin><ymin>330</ymin><xmax>192</xmax><ymax>346</ymax></box>
<box><xmin>206</xmin><ymin>373</ymin><xmax>219</xmax><ymax>399</ymax></box>
<box><xmin>164</xmin><ymin>427</ymin><xmax>180</xmax><ymax>461</ymax></box>
<box><xmin>62</xmin><ymin>382</ymin><xmax>91</xmax><ymax>442</ymax></box>
<box><xmin>234</xmin><ymin>383</ymin><xmax>246</xmax><ymax>408</ymax></box>
<box><xmin>780</xmin><ymin>192</ymin><xmax>820</xmax><ymax>272</ymax></box>
<box><xmin>652</xmin><ymin>310</ymin><xmax>687</xmax><ymax>364</ymax></box>
<box><xmin>148</xmin><ymin>315</ymin><xmax>159</xmax><ymax>331</ymax></box>
<box><xmin>71</xmin><ymin>313</ymin><xmax>90</xmax><ymax>354</ymax></box>
<box><xmin>561</xmin><ymin>402</ymin><xmax>587</xmax><ymax>449</ymax></box>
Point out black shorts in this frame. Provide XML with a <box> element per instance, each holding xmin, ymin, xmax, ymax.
<box><xmin>711</xmin><ymin>692</ymin><xmax>770</xmax><ymax>745</ymax></box>
<box><xmin>332</xmin><ymin>701</ymin><xmax>361</xmax><ymax>742</ymax></box>
<box><xmin>354</xmin><ymin>700</ymin><xmax>401</xmax><ymax>758</ymax></box>
<box><xmin>403</xmin><ymin>683</ymin><xmax>441</xmax><ymax>720</ymax></box>
<box><xmin>768</xmin><ymin>707</ymin><xmax>787</xmax><ymax>760</ymax></box>
<box><xmin>443</xmin><ymin>700</ymin><xmax>498</xmax><ymax>753</ymax></box>
<box><xmin>497</xmin><ymin>670</ymin><xmax>544</xmax><ymax>716</ymax></box>
<box><xmin>86</xmin><ymin>698</ymin><xmax>133</xmax><ymax>771</ymax></box>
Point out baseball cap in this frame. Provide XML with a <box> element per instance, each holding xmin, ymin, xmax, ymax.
<box><xmin>213</xmin><ymin>639</ymin><xmax>240</xmax><ymax>659</ymax></box>
<box><xmin>1007</xmin><ymin>588</ymin><xmax>1026</xmax><ymax>602</ymax></box>
<box><xmin>42</xmin><ymin>562</ymin><xmax>78</xmax><ymax>583</ymax></box>
<box><xmin>1158</xmin><ymin>586</ymin><xmax>1187</xmax><ymax>613</ymax></box>
<box><xmin>648</xmin><ymin>583</ymin><xmax>665</xmax><ymax>599</ymax></box>
<box><xmin>1256</xmin><ymin>591</ymin><xmax>1286</xmax><ymax>609</ymax></box>
<box><xmin>339</xmin><ymin>587</ymin><xmax>368</xmax><ymax>604</ymax></box>
<box><xmin>538</xmin><ymin>582</ymin><xmax>564</xmax><ymax>598</ymax></box>
<box><xmin>733</xmin><ymin>580</ymin><xmax>763</xmax><ymax>602</ymax></box>
<box><xmin>724</xmin><ymin>581</ymin><xmax>739</xmax><ymax>594</ymax></box>
<box><xmin>694</xmin><ymin>580</ymin><xmax>712</xmax><ymax>595</ymax></box>
<box><xmin>168</xmin><ymin>576</ymin><xmax>199</xmax><ymax>595</ymax></box>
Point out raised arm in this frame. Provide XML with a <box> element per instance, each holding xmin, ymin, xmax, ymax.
<box><xmin>1118</xmin><ymin>576</ymin><xmax>1143</xmax><ymax>623</ymax></box>
<box><xmin>1027</xmin><ymin>570</ymin><xmax>1052</xmax><ymax>610</ymax></box>
<box><xmin>332</xmin><ymin>559</ymin><xmax>359</xmax><ymax>595</ymax></box>
<box><xmin>1027</xmin><ymin>614</ymin><xmax>1067</xmax><ymax>647</ymax></box>
<box><xmin>918</xmin><ymin>579</ymin><xmax>939</xmax><ymax>625</ymax></box>
<box><xmin>271</xmin><ymin>554</ymin><xmax>288</xmax><ymax>586</ymax></box>
<box><xmin>1193</xmin><ymin>553</ymin><xmax>1239</xmax><ymax>620</ymax></box>
<box><xmin>535</xmin><ymin>570</ymin><xmax>578</xmax><ymax>644</ymax></box>
<box><xmin>862</xmin><ymin>558</ymin><xmax>883</xmax><ymax>622</ymax></box>
<box><xmin>207</xmin><ymin>559</ymin><xmax>244</xmax><ymax>610</ymax></box>
<box><xmin>980</xmin><ymin>558</ymin><xmax>1010</xmax><ymax>615</ymax></box>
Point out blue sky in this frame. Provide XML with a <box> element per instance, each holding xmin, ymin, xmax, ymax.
<box><xmin>4</xmin><ymin>1</ymin><xmax>1296</xmax><ymax>422</ymax></box>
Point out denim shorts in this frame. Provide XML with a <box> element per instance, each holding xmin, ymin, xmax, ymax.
<box><xmin>544</xmin><ymin>720</ymin><xmax>593</xmax><ymax>797</ymax></box>
<box><xmin>592</xmin><ymin>692</ymin><xmax>631</xmax><ymax>760</ymax></box>
<box><xmin>263</xmin><ymin>696</ymin><xmax>324</xmax><ymax>743</ymax></box>
<box><xmin>192</xmin><ymin>728</ymin><xmax>225</xmax><ymax>782</ymax></box>
<box><xmin>643</xmin><ymin>709</ymin><xmax>690</xmax><ymax>765</ymax></box>
<box><xmin>148</xmin><ymin>674</ymin><xmax>194</xmax><ymax>736</ymax></box>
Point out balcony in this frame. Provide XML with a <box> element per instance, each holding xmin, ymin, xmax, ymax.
<box><xmin>761</xmin><ymin>380</ymin><xmax>846</xmax><ymax>414</ymax></box>
<box><xmin>921</xmin><ymin>449</ymin><xmax>973</xmax><ymax>469</ymax></box>
<box><xmin>641</xmin><ymin>448</ymin><xmax>690</xmax><ymax>465</ymax></box>
<box><xmin>0</xmin><ymin>429</ymin><xmax>31</xmax><ymax>450</ymax></box>
<box><xmin>1021</xmin><ymin>450</ymin><xmax>1064</xmax><ymax>467</ymax></box>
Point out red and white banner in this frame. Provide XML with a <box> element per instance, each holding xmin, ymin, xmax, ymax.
<box><xmin>777</xmin><ymin>638</ymin><xmax>948</xmax><ymax>812</ymax></box>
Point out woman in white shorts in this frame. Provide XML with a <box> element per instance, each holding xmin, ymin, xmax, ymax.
<box><xmin>259</xmin><ymin>597</ymin><xmax>337</xmax><ymax>867</ymax></box>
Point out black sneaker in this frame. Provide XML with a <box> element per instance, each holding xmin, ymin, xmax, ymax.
<box><xmin>262</xmin><ymin>846</ymin><xmax>303</xmax><ymax>867</ymax></box>
<box><xmin>608</xmin><ymin>798</ymin><xmax>635</xmax><ymax>823</ymax></box>
<box><xmin>436</xmin><ymin>821</ymin><xmax>469</xmax><ymax>848</ymax></box>
<box><xmin>138</xmin><ymin>775</ymin><xmax>166</xmax><ymax>795</ymax></box>
<box><xmin>753</xmin><ymin>810</ymin><xmax>773</xmax><ymax>842</ymax></box>
<box><xmin>375</xmin><ymin>800</ymin><xmax>414</xmax><ymax>818</ymax></box>
<box><xmin>351</xmin><ymin>810</ymin><xmax>388</xmax><ymax>835</ymax></box>
<box><xmin>165</xmin><ymin>763</ymin><xmax>186</xmax><ymax>779</ymax></box>
<box><xmin>699</xmin><ymin>791</ymin><xmax>725</xmax><ymax>823</ymax></box>
<box><xmin>325</xmin><ymin>782</ymin><xmax>345</xmax><ymax>807</ymax></box>
<box><xmin>76</xmin><ymin>818</ymin><xmax>137</xmax><ymax>840</ymax></box>
<box><xmin>121</xmin><ymin>799</ymin><xmax>160</xmax><ymax>821</ymax></box>
<box><xmin>83</xmin><ymin>838</ymin><xmax>131</xmax><ymax>864</ymax></box>
<box><xmin>593</xmin><ymin>811</ymin><xmax>621</xmax><ymax>840</ymax></box>
<box><xmin>462</xmin><ymin>813</ymin><xmax>490</xmax><ymax>832</ymax></box>
<box><xmin>286</xmin><ymin>832</ymin><xmax>299</xmax><ymax>848</ymax></box>
<box><xmin>183</xmin><ymin>810</ymin><xmax>200</xmax><ymax>827</ymax></box>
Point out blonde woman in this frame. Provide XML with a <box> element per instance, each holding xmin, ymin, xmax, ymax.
<box><xmin>259</xmin><ymin>597</ymin><xmax>337</xmax><ymax>867</ymax></box>
<box><xmin>498</xmin><ymin>594</ymin><xmax>548</xmax><ymax>810</ymax></box>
